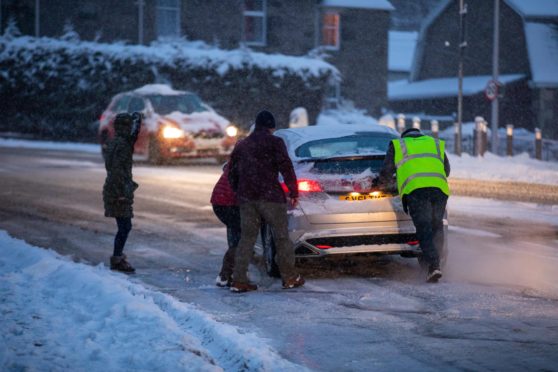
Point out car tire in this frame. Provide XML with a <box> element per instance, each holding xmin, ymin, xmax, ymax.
<box><xmin>148</xmin><ymin>135</ymin><xmax>164</xmax><ymax>165</ymax></box>
<box><xmin>260</xmin><ymin>223</ymin><xmax>281</xmax><ymax>278</ymax></box>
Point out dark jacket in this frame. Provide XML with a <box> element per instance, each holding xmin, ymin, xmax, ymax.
<box><xmin>103</xmin><ymin>125</ymin><xmax>139</xmax><ymax>218</ymax></box>
<box><xmin>228</xmin><ymin>128</ymin><xmax>298</xmax><ymax>204</ymax></box>
<box><xmin>210</xmin><ymin>163</ymin><xmax>238</xmax><ymax>206</ymax></box>
<box><xmin>379</xmin><ymin>131</ymin><xmax>450</xmax><ymax>211</ymax></box>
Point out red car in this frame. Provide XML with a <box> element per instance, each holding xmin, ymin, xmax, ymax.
<box><xmin>98</xmin><ymin>84</ymin><xmax>240</xmax><ymax>163</ymax></box>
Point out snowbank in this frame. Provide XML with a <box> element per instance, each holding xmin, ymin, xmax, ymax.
<box><xmin>0</xmin><ymin>231</ymin><xmax>302</xmax><ymax>371</ymax></box>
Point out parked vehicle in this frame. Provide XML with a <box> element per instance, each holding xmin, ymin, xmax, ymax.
<box><xmin>258</xmin><ymin>124</ymin><xmax>448</xmax><ymax>276</ymax></box>
<box><xmin>98</xmin><ymin>84</ymin><xmax>240</xmax><ymax>163</ymax></box>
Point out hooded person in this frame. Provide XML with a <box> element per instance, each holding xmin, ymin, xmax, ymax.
<box><xmin>227</xmin><ymin>110</ymin><xmax>304</xmax><ymax>292</ymax></box>
<box><xmin>378</xmin><ymin>127</ymin><xmax>451</xmax><ymax>283</ymax></box>
<box><xmin>103</xmin><ymin>112</ymin><xmax>142</xmax><ymax>273</ymax></box>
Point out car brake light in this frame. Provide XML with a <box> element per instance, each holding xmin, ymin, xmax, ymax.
<box><xmin>297</xmin><ymin>179</ymin><xmax>323</xmax><ymax>192</ymax></box>
<box><xmin>408</xmin><ymin>240</ymin><xmax>419</xmax><ymax>246</ymax></box>
<box><xmin>280</xmin><ymin>179</ymin><xmax>323</xmax><ymax>193</ymax></box>
<box><xmin>315</xmin><ymin>244</ymin><xmax>333</xmax><ymax>249</ymax></box>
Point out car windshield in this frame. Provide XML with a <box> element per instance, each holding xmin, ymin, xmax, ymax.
<box><xmin>295</xmin><ymin>133</ymin><xmax>397</xmax><ymax>159</ymax></box>
<box><xmin>147</xmin><ymin>94</ymin><xmax>207</xmax><ymax>115</ymax></box>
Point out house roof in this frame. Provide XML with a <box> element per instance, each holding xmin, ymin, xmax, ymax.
<box><xmin>388</xmin><ymin>74</ymin><xmax>525</xmax><ymax>101</ymax></box>
<box><xmin>525</xmin><ymin>22</ymin><xmax>558</xmax><ymax>87</ymax></box>
<box><xmin>388</xmin><ymin>31</ymin><xmax>418</xmax><ymax>72</ymax></box>
<box><xmin>321</xmin><ymin>0</ymin><xmax>394</xmax><ymax>11</ymax></box>
<box><xmin>504</xmin><ymin>0</ymin><xmax>558</xmax><ymax>20</ymax></box>
<box><xmin>410</xmin><ymin>0</ymin><xmax>558</xmax><ymax>89</ymax></box>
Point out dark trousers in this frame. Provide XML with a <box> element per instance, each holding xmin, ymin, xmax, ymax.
<box><xmin>213</xmin><ymin>205</ymin><xmax>241</xmax><ymax>279</ymax></box>
<box><xmin>233</xmin><ymin>201</ymin><xmax>296</xmax><ymax>283</ymax></box>
<box><xmin>406</xmin><ymin>188</ymin><xmax>448</xmax><ymax>270</ymax></box>
<box><xmin>113</xmin><ymin>217</ymin><xmax>132</xmax><ymax>257</ymax></box>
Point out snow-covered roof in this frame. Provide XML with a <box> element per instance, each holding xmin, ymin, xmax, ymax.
<box><xmin>2</xmin><ymin>36</ymin><xmax>338</xmax><ymax>82</ymax></box>
<box><xmin>410</xmin><ymin>0</ymin><xmax>558</xmax><ymax>81</ymax></box>
<box><xmin>321</xmin><ymin>0</ymin><xmax>394</xmax><ymax>11</ymax></box>
<box><xmin>524</xmin><ymin>22</ymin><xmax>558</xmax><ymax>87</ymax></box>
<box><xmin>388</xmin><ymin>31</ymin><xmax>418</xmax><ymax>72</ymax></box>
<box><xmin>388</xmin><ymin>74</ymin><xmax>526</xmax><ymax>101</ymax></box>
<box><xmin>133</xmin><ymin>84</ymin><xmax>186</xmax><ymax>96</ymax></box>
<box><xmin>504</xmin><ymin>0</ymin><xmax>558</xmax><ymax>19</ymax></box>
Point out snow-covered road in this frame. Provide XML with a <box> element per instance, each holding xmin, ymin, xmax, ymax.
<box><xmin>0</xmin><ymin>146</ymin><xmax>557</xmax><ymax>371</ymax></box>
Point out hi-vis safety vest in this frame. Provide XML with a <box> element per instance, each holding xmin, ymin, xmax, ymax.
<box><xmin>392</xmin><ymin>136</ymin><xmax>450</xmax><ymax>197</ymax></box>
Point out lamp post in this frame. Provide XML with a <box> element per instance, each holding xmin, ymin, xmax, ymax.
<box><xmin>491</xmin><ymin>0</ymin><xmax>500</xmax><ymax>154</ymax></box>
<box><xmin>456</xmin><ymin>0</ymin><xmax>467</xmax><ymax>156</ymax></box>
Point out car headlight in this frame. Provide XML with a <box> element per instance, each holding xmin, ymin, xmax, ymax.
<box><xmin>162</xmin><ymin>125</ymin><xmax>185</xmax><ymax>139</ymax></box>
<box><xmin>225</xmin><ymin>125</ymin><xmax>239</xmax><ymax>137</ymax></box>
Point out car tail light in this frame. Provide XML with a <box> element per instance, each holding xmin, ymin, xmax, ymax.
<box><xmin>280</xmin><ymin>179</ymin><xmax>323</xmax><ymax>193</ymax></box>
<box><xmin>407</xmin><ymin>240</ymin><xmax>419</xmax><ymax>246</ymax></box>
<box><xmin>315</xmin><ymin>244</ymin><xmax>333</xmax><ymax>249</ymax></box>
<box><xmin>297</xmin><ymin>179</ymin><xmax>323</xmax><ymax>193</ymax></box>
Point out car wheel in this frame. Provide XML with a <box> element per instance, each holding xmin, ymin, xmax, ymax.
<box><xmin>260</xmin><ymin>223</ymin><xmax>281</xmax><ymax>278</ymax></box>
<box><xmin>148</xmin><ymin>135</ymin><xmax>164</xmax><ymax>165</ymax></box>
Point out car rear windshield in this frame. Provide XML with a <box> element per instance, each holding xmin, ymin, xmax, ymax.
<box><xmin>312</xmin><ymin>157</ymin><xmax>386</xmax><ymax>174</ymax></box>
<box><xmin>295</xmin><ymin>133</ymin><xmax>396</xmax><ymax>159</ymax></box>
<box><xmin>147</xmin><ymin>94</ymin><xmax>206</xmax><ymax>115</ymax></box>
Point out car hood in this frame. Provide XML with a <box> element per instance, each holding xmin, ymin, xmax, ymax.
<box><xmin>162</xmin><ymin>111</ymin><xmax>229</xmax><ymax>134</ymax></box>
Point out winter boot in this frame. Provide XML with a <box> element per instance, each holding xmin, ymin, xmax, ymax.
<box><xmin>426</xmin><ymin>267</ymin><xmax>442</xmax><ymax>283</ymax></box>
<box><xmin>110</xmin><ymin>255</ymin><xmax>135</xmax><ymax>273</ymax></box>
<box><xmin>215</xmin><ymin>274</ymin><xmax>232</xmax><ymax>288</ymax></box>
<box><xmin>230</xmin><ymin>281</ymin><xmax>258</xmax><ymax>293</ymax></box>
<box><xmin>282</xmin><ymin>274</ymin><xmax>305</xmax><ymax>289</ymax></box>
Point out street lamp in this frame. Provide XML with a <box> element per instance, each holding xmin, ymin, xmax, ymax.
<box><xmin>456</xmin><ymin>0</ymin><xmax>467</xmax><ymax>156</ymax></box>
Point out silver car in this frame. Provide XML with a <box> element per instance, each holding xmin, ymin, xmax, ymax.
<box><xmin>258</xmin><ymin>124</ymin><xmax>448</xmax><ymax>276</ymax></box>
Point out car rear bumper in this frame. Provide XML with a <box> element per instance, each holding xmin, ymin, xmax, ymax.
<box><xmin>287</xmin><ymin>211</ymin><xmax>447</xmax><ymax>257</ymax></box>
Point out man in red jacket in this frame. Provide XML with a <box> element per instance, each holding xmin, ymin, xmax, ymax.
<box><xmin>210</xmin><ymin>162</ymin><xmax>240</xmax><ymax>287</ymax></box>
<box><xmin>228</xmin><ymin>110</ymin><xmax>304</xmax><ymax>292</ymax></box>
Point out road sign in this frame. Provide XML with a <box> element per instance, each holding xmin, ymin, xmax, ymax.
<box><xmin>485</xmin><ymin>79</ymin><xmax>499</xmax><ymax>101</ymax></box>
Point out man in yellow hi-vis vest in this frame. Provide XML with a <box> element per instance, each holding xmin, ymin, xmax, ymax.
<box><xmin>379</xmin><ymin>128</ymin><xmax>451</xmax><ymax>283</ymax></box>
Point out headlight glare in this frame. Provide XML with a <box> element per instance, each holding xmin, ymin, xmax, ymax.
<box><xmin>226</xmin><ymin>125</ymin><xmax>239</xmax><ymax>137</ymax></box>
<box><xmin>162</xmin><ymin>126</ymin><xmax>185</xmax><ymax>139</ymax></box>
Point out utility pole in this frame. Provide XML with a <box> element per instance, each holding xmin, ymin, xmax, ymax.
<box><xmin>137</xmin><ymin>0</ymin><xmax>144</xmax><ymax>45</ymax></box>
<box><xmin>456</xmin><ymin>0</ymin><xmax>467</xmax><ymax>156</ymax></box>
<box><xmin>491</xmin><ymin>0</ymin><xmax>500</xmax><ymax>154</ymax></box>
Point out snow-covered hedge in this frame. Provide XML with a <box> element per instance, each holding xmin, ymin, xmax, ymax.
<box><xmin>0</xmin><ymin>34</ymin><xmax>337</xmax><ymax>141</ymax></box>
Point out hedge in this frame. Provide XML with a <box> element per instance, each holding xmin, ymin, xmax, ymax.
<box><xmin>0</xmin><ymin>34</ymin><xmax>338</xmax><ymax>142</ymax></box>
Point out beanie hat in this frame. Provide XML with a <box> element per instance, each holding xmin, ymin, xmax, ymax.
<box><xmin>401</xmin><ymin>127</ymin><xmax>422</xmax><ymax>138</ymax></box>
<box><xmin>255</xmin><ymin>110</ymin><xmax>276</xmax><ymax>129</ymax></box>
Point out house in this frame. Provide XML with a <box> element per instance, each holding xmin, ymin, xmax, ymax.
<box><xmin>1</xmin><ymin>0</ymin><xmax>394</xmax><ymax>118</ymax></box>
<box><xmin>387</xmin><ymin>0</ymin><xmax>558</xmax><ymax>139</ymax></box>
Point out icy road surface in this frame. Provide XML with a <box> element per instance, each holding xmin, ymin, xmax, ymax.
<box><xmin>0</xmin><ymin>147</ymin><xmax>557</xmax><ymax>371</ymax></box>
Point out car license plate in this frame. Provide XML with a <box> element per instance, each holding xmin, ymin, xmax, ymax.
<box><xmin>339</xmin><ymin>192</ymin><xmax>384</xmax><ymax>201</ymax></box>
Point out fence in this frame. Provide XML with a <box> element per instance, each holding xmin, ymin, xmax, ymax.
<box><xmin>379</xmin><ymin>114</ymin><xmax>558</xmax><ymax>162</ymax></box>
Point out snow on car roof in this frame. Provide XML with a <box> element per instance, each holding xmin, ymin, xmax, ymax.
<box><xmin>133</xmin><ymin>84</ymin><xmax>187</xmax><ymax>96</ymax></box>
<box><xmin>276</xmin><ymin>124</ymin><xmax>398</xmax><ymax>158</ymax></box>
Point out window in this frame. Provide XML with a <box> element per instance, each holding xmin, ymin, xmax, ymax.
<box><xmin>322</xmin><ymin>12</ymin><xmax>340</xmax><ymax>50</ymax></box>
<box><xmin>325</xmin><ymin>80</ymin><xmax>341</xmax><ymax>108</ymax></box>
<box><xmin>128</xmin><ymin>97</ymin><xmax>145</xmax><ymax>112</ymax></box>
<box><xmin>114</xmin><ymin>96</ymin><xmax>131</xmax><ymax>113</ymax></box>
<box><xmin>242</xmin><ymin>0</ymin><xmax>266</xmax><ymax>46</ymax></box>
<box><xmin>156</xmin><ymin>0</ymin><xmax>180</xmax><ymax>39</ymax></box>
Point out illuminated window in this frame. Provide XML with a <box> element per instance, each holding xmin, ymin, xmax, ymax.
<box><xmin>322</xmin><ymin>12</ymin><xmax>340</xmax><ymax>49</ymax></box>
<box><xmin>156</xmin><ymin>0</ymin><xmax>180</xmax><ymax>38</ymax></box>
<box><xmin>243</xmin><ymin>0</ymin><xmax>266</xmax><ymax>46</ymax></box>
